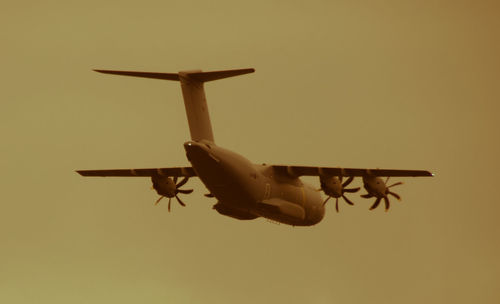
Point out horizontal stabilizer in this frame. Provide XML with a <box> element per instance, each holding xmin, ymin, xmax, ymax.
<box><xmin>186</xmin><ymin>68</ymin><xmax>255</xmax><ymax>82</ymax></box>
<box><xmin>94</xmin><ymin>69</ymin><xmax>180</xmax><ymax>81</ymax></box>
<box><xmin>93</xmin><ymin>67</ymin><xmax>256</xmax><ymax>143</ymax></box>
<box><xmin>94</xmin><ymin>68</ymin><xmax>254</xmax><ymax>82</ymax></box>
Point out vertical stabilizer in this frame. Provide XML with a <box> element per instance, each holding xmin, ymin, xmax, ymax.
<box><xmin>177</xmin><ymin>69</ymin><xmax>254</xmax><ymax>143</ymax></box>
<box><xmin>94</xmin><ymin>68</ymin><xmax>255</xmax><ymax>143</ymax></box>
<box><xmin>178</xmin><ymin>71</ymin><xmax>214</xmax><ymax>142</ymax></box>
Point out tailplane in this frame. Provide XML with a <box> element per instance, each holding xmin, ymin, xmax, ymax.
<box><xmin>95</xmin><ymin>68</ymin><xmax>255</xmax><ymax>143</ymax></box>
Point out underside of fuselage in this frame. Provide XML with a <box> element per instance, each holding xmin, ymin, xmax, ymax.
<box><xmin>184</xmin><ymin>141</ymin><xmax>325</xmax><ymax>226</ymax></box>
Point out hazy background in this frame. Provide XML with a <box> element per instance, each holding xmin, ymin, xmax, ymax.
<box><xmin>1</xmin><ymin>1</ymin><xmax>499</xmax><ymax>303</ymax></box>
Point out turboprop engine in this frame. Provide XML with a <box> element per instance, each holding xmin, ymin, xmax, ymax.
<box><xmin>319</xmin><ymin>176</ymin><xmax>360</xmax><ymax>212</ymax></box>
<box><xmin>151</xmin><ymin>176</ymin><xmax>193</xmax><ymax>212</ymax></box>
<box><xmin>361</xmin><ymin>176</ymin><xmax>402</xmax><ymax>211</ymax></box>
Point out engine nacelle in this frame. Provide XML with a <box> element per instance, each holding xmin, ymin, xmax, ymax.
<box><xmin>151</xmin><ymin>176</ymin><xmax>176</xmax><ymax>197</ymax></box>
<box><xmin>362</xmin><ymin>176</ymin><xmax>387</xmax><ymax>198</ymax></box>
<box><xmin>320</xmin><ymin>176</ymin><xmax>343</xmax><ymax>198</ymax></box>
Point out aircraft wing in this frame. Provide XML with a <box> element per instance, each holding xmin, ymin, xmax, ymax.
<box><xmin>76</xmin><ymin>167</ymin><xmax>196</xmax><ymax>177</ymax></box>
<box><xmin>270</xmin><ymin>165</ymin><xmax>433</xmax><ymax>177</ymax></box>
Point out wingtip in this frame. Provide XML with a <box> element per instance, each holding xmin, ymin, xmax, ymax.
<box><xmin>93</xmin><ymin>69</ymin><xmax>108</xmax><ymax>74</ymax></box>
<box><xmin>94</xmin><ymin>69</ymin><xmax>123</xmax><ymax>74</ymax></box>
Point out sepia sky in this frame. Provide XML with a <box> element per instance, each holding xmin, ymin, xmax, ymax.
<box><xmin>1</xmin><ymin>1</ymin><xmax>499</xmax><ymax>303</ymax></box>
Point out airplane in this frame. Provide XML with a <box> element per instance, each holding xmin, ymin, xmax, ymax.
<box><xmin>77</xmin><ymin>68</ymin><xmax>433</xmax><ymax>226</ymax></box>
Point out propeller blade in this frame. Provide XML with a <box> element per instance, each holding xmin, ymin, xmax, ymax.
<box><xmin>342</xmin><ymin>194</ymin><xmax>355</xmax><ymax>206</ymax></box>
<box><xmin>344</xmin><ymin>187</ymin><xmax>360</xmax><ymax>193</ymax></box>
<box><xmin>177</xmin><ymin>189</ymin><xmax>194</xmax><ymax>194</ymax></box>
<box><xmin>384</xmin><ymin>196</ymin><xmax>390</xmax><ymax>212</ymax></box>
<box><xmin>388</xmin><ymin>181</ymin><xmax>403</xmax><ymax>188</ymax></box>
<box><xmin>151</xmin><ymin>177</ymin><xmax>158</xmax><ymax>188</ymax></box>
<box><xmin>388</xmin><ymin>191</ymin><xmax>401</xmax><ymax>200</ymax></box>
<box><xmin>176</xmin><ymin>177</ymin><xmax>189</xmax><ymax>188</ymax></box>
<box><xmin>323</xmin><ymin>196</ymin><xmax>331</xmax><ymax>206</ymax></box>
<box><xmin>175</xmin><ymin>195</ymin><xmax>186</xmax><ymax>207</ymax></box>
<box><xmin>385</xmin><ymin>176</ymin><xmax>390</xmax><ymax>184</ymax></box>
<box><xmin>342</xmin><ymin>176</ymin><xmax>354</xmax><ymax>187</ymax></box>
<box><xmin>369</xmin><ymin>197</ymin><xmax>382</xmax><ymax>210</ymax></box>
<box><xmin>154</xmin><ymin>196</ymin><xmax>164</xmax><ymax>205</ymax></box>
<box><xmin>204</xmin><ymin>193</ymin><xmax>215</xmax><ymax>197</ymax></box>
<box><xmin>361</xmin><ymin>194</ymin><xmax>373</xmax><ymax>198</ymax></box>
<box><xmin>168</xmin><ymin>197</ymin><xmax>172</xmax><ymax>212</ymax></box>
<box><xmin>173</xmin><ymin>176</ymin><xmax>178</xmax><ymax>184</ymax></box>
<box><xmin>335</xmin><ymin>198</ymin><xmax>339</xmax><ymax>213</ymax></box>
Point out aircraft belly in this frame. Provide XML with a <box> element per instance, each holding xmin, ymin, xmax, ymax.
<box><xmin>212</xmin><ymin>201</ymin><xmax>259</xmax><ymax>220</ymax></box>
<box><xmin>188</xmin><ymin>152</ymin><xmax>257</xmax><ymax>209</ymax></box>
<box><xmin>253</xmin><ymin>181</ymin><xmax>324</xmax><ymax>226</ymax></box>
<box><xmin>184</xmin><ymin>142</ymin><xmax>323</xmax><ymax>226</ymax></box>
<box><xmin>256</xmin><ymin>198</ymin><xmax>305</xmax><ymax>223</ymax></box>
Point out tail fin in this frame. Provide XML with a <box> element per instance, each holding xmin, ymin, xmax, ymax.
<box><xmin>94</xmin><ymin>68</ymin><xmax>255</xmax><ymax>143</ymax></box>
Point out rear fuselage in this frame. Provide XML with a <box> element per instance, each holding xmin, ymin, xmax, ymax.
<box><xmin>184</xmin><ymin>141</ymin><xmax>325</xmax><ymax>226</ymax></box>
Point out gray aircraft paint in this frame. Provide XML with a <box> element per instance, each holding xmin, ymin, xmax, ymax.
<box><xmin>184</xmin><ymin>140</ymin><xmax>325</xmax><ymax>226</ymax></box>
<box><xmin>77</xmin><ymin>68</ymin><xmax>432</xmax><ymax>226</ymax></box>
<box><xmin>178</xmin><ymin>71</ymin><xmax>215</xmax><ymax>142</ymax></box>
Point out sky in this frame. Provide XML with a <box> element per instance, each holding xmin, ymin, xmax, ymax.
<box><xmin>1</xmin><ymin>1</ymin><xmax>499</xmax><ymax>303</ymax></box>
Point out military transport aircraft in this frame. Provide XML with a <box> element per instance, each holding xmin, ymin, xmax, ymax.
<box><xmin>77</xmin><ymin>68</ymin><xmax>433</xmax><ymax>226</ymax></box>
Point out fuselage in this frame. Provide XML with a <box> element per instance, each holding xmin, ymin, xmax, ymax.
<box><xmin>184</xmin><ymin>141</ymin><xmax>325</xmax><ymax>226</ymax></box>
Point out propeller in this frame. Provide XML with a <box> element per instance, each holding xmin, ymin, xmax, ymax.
<box><xmin>152</xmin><ymin>176</ymin><xmax>193</xmax><ymax>212</ymax></box>
<box><xmin>320</xmin><ymin>176</ymin><xmax>360</xmax><ymax>212</ymax></box>
<box><xmin>361</xmin><ymin>176</ymin><xmax>403</xmax><ymax>212</ymax></box>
